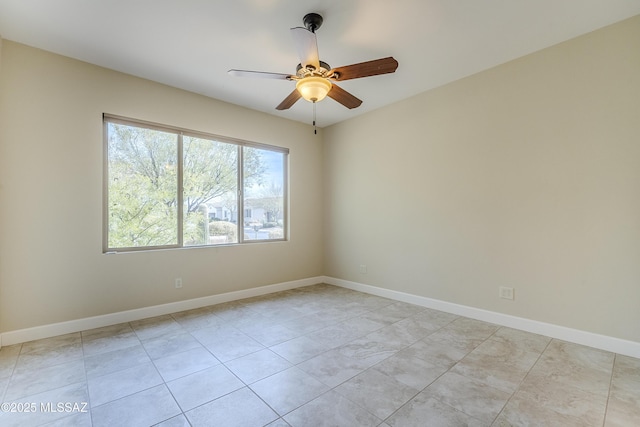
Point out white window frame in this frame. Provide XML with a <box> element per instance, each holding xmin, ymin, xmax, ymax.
<box><xmin>103</xmin><ymin>114</ymin><xmax>288</xmax><ymax>253</ymax></box>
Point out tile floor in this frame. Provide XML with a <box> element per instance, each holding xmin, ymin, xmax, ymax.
<box><xmin>0</xmin><ymin>284</ymin><xmax>638</xmax><ymax>426</ymax></box>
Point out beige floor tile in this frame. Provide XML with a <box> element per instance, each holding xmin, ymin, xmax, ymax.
<box><xmin>376</xmin><ymin>301</ymin><xmax>426</xmax><ymax>320</ymax></box>
<box><xmin>265</xmin><ymin>418</ymin><xmax>293</xmax><ymax>427</ymax></box>
<box><xmin>239</xmin><ymin>322</ymin><xmax>303</xmax><ymax>347</ymax></box>
<box><xmin>5</xmin><ymin>358</ymin><xmax>85</xmax><ymax>401</ymax></box>
<box><xmin>170</xmin><ymin>306</ymin><xmax>224</xmax><ymax>331</ymax></box>
<box><xmin>605</xmin><ymin>355</ymin><xmax>640</xmax><ymax>426</ymax></box>
<box><xmin>15</xmin><ymin>341</ymin><xmax>83</xmax><ymax>371</ymax></box>
<box><xmin>130</xmin><ymin>315</ymin><xmax>184</xmax><ymax>341</ymax></box>
<box><xmin>247</xmin><ymin>305</ymin><xmax>308</xmax><ymax>325</ymax></box>
<box><xmin>141</xmin><ymin>331</ymin><xmax>203</xmax><ymax>359</ymax></box>
<box><xmin>527</xmin><ymin>349</ymin><xmax>613</xmax><ymax>396</ymax></box>
<box><xmin>20</xmin><ymin>333</ymin><xmax>81</xmax><ymax>355</ymax></box>
<box><xmin>250</xmin><ymin>366</ymin><xmax>330</xmax><ymax>415</ymax></box>
<box><xmin>495</xmin><ymin>393</ymin><xmax>589</xmax><ymax>427</ymax></box>
<box><xmin>81</xmin><ymin>322</ymin><xmax>133</xmax><ymax>342</ymax></box>
<box><xmin>279</xmin><ymin>312</ymin><xmax>345</xmax><ymax>335</ymax></box>
<box><xmin>420</xmin><ymin>327</ymin><xmax>485</xmax><ymax>364</ymax></box>
<box><xmin>0</xmin><ymin>284</ymin><xmax>637</xmax><ymax>426</ymax></box>
<box><xmin>152</xmin><ymin>346</ymin><xmax>219</xmax><ymax>382</ymax></box>
<box><xmin>387</xmin><ymin>393</ymin><xmax>486</xmax><ymax>427</ymax></box>
<box><xmin>153</xmin><ymin>414</ymin><xmax>191</xmax><ymax>427</ymax></box>
<box><xmin>270</xmin><ymin>335</ymin><xmax>332</xmax><ymax>364</ymax></box>
<box><xmin>410</xmin><ymin>308</ymin><xmax>459</xmax><ymax>328</ymax></box>
<box><xmin>297</xmin><ymin>348</ymin><xmax>370</xmax><ymax>388</ymax></box>
<box><xmin>225</xmin><ymin>348</ymin><xmax>292</xmax><ymax>384</ymax></box>
<box><xmin>207</xmin><ymin>302</ymin><xmax>257</xmax><ymax>323</ymax></box>
<box><xmin>43</xmin><ymin>411</ymin><xmax>92</xmax><ymax>427</ymax></box>
<box><xmin>0</xmin><ymin>345</ymin><xmax>21</xmax><ymax>378</ymax></box>
<box><xmin>167</xmin><ymin>364</ymin><xmax>244</xmax><ymax>411</ymax></box>
<box><xmin>424</xmin><ymin>372</ymin><xmax>511</xmax><ymax>423</ymax></box>
<box><xmin>81</xmin><ymin>331</ymin><xmax>141</xmax><ymax>357</ymax></box>
<box><xmin>604</xmin><ymin>396</ymin><xmax>640</xmax><ymax>427</ymax></box>
<box><xmin>185</xmin><ymin>387</ymin><xmax>278</xmax><ymax>426</ymax></box>
<box><xmin>334</xmin><ymin>368</ymin><xmax>419</xmax><ymax>419</ymax></box>
<box><xmin>84</xmin><ymin>343</ymin><xmax>150</xmax><ymax>378</ymax></box>
<box><xmin>446</xmin><ymin>317</ymin><xmax>500</xmax><ymax>341</ymax></box>
<box><xmin>87</xmin><ymin>361</ymin><xmax>163</xmax><ymax>406</ymax></box>
<box><xmin>513</xmin><ymin>372</ymin><xmax>608</xmax><ymax>425</ymax></box>
<box><xmin>305</xmin><ymin>316</ymin><xmax>386</xmax><ymax>349</ymax></box>
<box><xmin>191</xmin><ymin>324</ymin><xmax>264</xmax><ymax>362</ymax></box>
<box><xmin>610</xmin><ymin>354</ymin><xmax>640</xmax><ymax>401</ymax></box>
<box><xmin>283</xmin><ymin>390</ymin><xmax>382</xmax><ymax>427</ymax></box>
<box><xmin>372</xmin><ymin>348</ymin><xmax>447</xmax><ymax>390</ymax></box>
<box><xmin>336</xmin><ymin>335</ymin><xmax>398</xmax><ymax>367</ymax></box>
<box><xmin>451</xmin><ymin>338</ymin><xmax>541</xmax><ymax>393</ymax></box>
<box><xmin>91</xmin><ymin>384</ymin><xmax>180</xmax><ymax>427</ymax></box>
<box><xmin>490</xmin><ymin>327</ymin><xmax>551</xmax><ymax>353</ymax></box>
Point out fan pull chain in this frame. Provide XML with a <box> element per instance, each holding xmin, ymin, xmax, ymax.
<box><xmin>313</xmin><ymin>101</ymin><xmax>317</xmax><ymax>135</ymax></box>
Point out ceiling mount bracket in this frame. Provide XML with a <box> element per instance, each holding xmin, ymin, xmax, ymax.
<box><xmin>303</xmin><ymin>13</ymin><xmax>323</xmax><ymax>33</ymax></box>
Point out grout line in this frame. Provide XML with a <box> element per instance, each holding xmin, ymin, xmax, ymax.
<box><xmin>489</xmin><ymin>335</ymin><xmax>554</xmax><ymax>425</ymax></box>
<box><xmin>602</xmin><ymin>353</ymin><xmax>617</xmax><ymax>427</ymax></box>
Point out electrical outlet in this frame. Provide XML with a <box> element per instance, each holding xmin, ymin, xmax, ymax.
<box><xmin>359</xmin><ymin>264</ymin><xmax>367</xmax><ymax>274</ymax></box>
<box><xmin>499</xmin><ymin>286</ymin><xmax>514</xmax><ymax>300</ymax></box>
<box><xmin>175</xmin><ymin>278</ymin><xmax>183</xmax><ymax>289</ymax></box>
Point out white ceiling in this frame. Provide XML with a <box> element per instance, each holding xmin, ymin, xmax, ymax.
<box><xmin>1</xmin><ymin>0</ymin><xmax>639</xmax><ymax>128</ymax></box>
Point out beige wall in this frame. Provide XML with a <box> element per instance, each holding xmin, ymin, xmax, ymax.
<box><xmin>324</xmin><ymin>16</ymin><xmax>640</xmax><ymax>343</ymax></box>
<box><xmin>0</xmin><ymin>41</ymin><xmax>324</xmax><ymax>332</ymax></box>
<box><xmin>1</xmin><ymin>15</ymin><xmax>639</xmax><ymax>345</ymax></box>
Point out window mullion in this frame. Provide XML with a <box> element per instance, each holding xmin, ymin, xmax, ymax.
<box><xmin>177</xmin><ymin>133</ymin><xmax>184</xmax><ymax>247</ymax></box>
<box><xmin>283</xmin><ymin>153</ymin><xmax>288</xmax><ymax>241</ymax></box>
<box><xmin>237</xmin><ymin>145</ymin><xmax>244</xmax><ymax>243</ymax></box>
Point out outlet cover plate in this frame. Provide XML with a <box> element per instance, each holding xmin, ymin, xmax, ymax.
<box><xmin>499</xmin><ymin>286</ymin><xmax>514</xmax><ymax>300</ymax></box>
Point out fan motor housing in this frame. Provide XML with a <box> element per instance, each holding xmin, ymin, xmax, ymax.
<box><xmin>296</xmin><ymin>61</ymin><xmax>331</xmax><ymax>77</ymax></box>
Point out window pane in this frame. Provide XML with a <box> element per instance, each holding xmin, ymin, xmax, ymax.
<box><xmin>243</xmin><ymin>147</ymin><xmax>285</xmax><ymax>241</ymax></box>
<box><xmin>107</xmin><ymin>123</ymin><xmax>178</xmax><ymax>248</ymax></box>
<box><xmin>104</xmin><ymin>115</ymin><xmax>288</xmax><ymax>252</ymax></box>
<box><xmin>183</xmin><ymin>136</ymin><xmax>238</xmax><ymax>246</ymax></box>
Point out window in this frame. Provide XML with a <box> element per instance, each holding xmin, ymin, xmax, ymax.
<box><xmin>104</xmin><ymin>115</ymin><xmax>288</xmax><ymax>252</ymax></box>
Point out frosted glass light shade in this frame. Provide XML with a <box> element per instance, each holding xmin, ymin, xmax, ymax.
<box><xmin>296</xmin><ymin>77</ymin><xmax>332</xmax><ymax>102</ymax></box>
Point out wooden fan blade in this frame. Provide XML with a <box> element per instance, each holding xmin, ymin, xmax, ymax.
<box><xmin>228</xmin><ymin>69</ymin><xmax>293</xmax><ymax>80</ymax></box>
<box><xmin>290</xmin><ymin>27</ymin><xmax>320</xmax><ymax>70</ymax></box>
<box><xmin>327</xmin><ymin>84</ymin><xmax>362</xmax><ymax>109</ymax></box>
<box><xmin>276</xmin><ymin>89</ymin><xmax>302</xmax><ymax>110</ymax></box>
<box><xmin>330</xmin><ymin>57</ymin><xmax>398</xmax><ymax>81</ymax></box>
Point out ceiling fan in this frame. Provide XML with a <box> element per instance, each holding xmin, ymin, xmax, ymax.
<box><xmin>228</xmin><ymin>13</ymin><xmax>399</xmax><ymax>114</ymax></box>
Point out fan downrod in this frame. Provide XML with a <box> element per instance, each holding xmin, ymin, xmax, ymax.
<box><xmin>303</xmin><ymin>13</ymin><xmax>323</xmax><ymax>33</ymax></box>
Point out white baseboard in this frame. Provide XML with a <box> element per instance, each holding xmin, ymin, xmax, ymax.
<box><xmin>323</xmin><ymin>276</ymin><xmax>640</xmax><ymax>359</ymax></box>
<box><xmin>0</xmin><ymin>276</ymin><xmax>323</xmax><ymax>346</ymax></box>
<box><xmin>2</xmin><ymin>275</ymin><xmax>639</xmax><ymax>359</ymax></box>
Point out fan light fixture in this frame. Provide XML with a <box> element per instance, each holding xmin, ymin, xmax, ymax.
<box><xmin>228</xmin><ymin>12</ymin><xmax>399</xmax><ymax>134</ymax></box>
<box><xmin>296</xmin><ymin>76</ymin><xmax>332</xmax><ymax>103</ymax></box>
